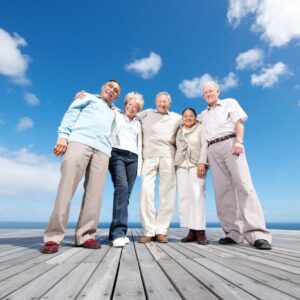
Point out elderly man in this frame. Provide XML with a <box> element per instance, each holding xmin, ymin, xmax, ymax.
<box><xmin>138</xmin><ymin>92</ymin><xmax>181</xmax><ymax>243</ymax></box>
<box><xmin>201</xmin><ymin>81</ymin><xmax>272</xmax><ymax>250</ymax></box>
<box><xmin>42</xmin><ymin>80</ymin><xmax>121</xmax><ymax>254</ymax></box>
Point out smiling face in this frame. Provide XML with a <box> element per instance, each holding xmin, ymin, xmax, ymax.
<box><xmin>203</xmin><ymin>83</ymin><xmax>220</xmax><ymax>107</ymax></box>
<box><xmin>100</xmin><ymin>81</ymin><xmax>121</xmax><ymax>103</ymax></box>
<box><xmin>156</xmin><ymin>94</ymin><xmax>171</xmax><ymax>114</ymax></box>
<box><xmin>182</xmin><ymin>109</ymin><xmax>197</xmax><ymax>128</ymax></box>
<box><xmin>124</xmin><ymin>99</ymin><xmax>139</xmax><ymax>120</ymax></box>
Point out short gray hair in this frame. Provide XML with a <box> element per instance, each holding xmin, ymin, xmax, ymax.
<box><xmin>124</xmin><ymin>91</ymin><xmax>144</xmax><ymax>112</ymax></box>
<box><xmin>202</xmin><ymin>81</ymin><xmax>220</xmax><ymax>94</ymax></box>
<box><xmin>155</xmin><ymin>91</ymin><xmax>171</xmax><ymax>103</ymax></box>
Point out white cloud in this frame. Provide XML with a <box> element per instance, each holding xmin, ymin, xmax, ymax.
<box><xmin>298</xmin><ymin>101</ymin><xmax>300</xmax><ymax>107</ymax></box>
<box><xmin>125</xmin><ymin>52</ymin><xmax>162</xmax><ymax>79</ymax></box>
<box><xmin>220</xmin><ymin>72</ymin><xmax>239</xmax><ymax>91</ymax></box>
<box><xmin>0</xmin><ymin>28</ymin><xmax>30</xmax><ymax>84</ymax></box>
<box><xmin>251</xmin><ymin>62</ymin><xmax>290</xmax><ymax>88</ymax></box>
<box><xmin>179</xmin><ymin>73</ymin><xmax>213</xmax><ymax>98</ymax></box>
<box><xmin>294</xmin><ymin>84</ymin><xmax>300</xmax><ymax>90</ymax></box>
<box><xmin>0</xmin><ymin>147</ymin><xmax>60</xmax><ymax>196</ymax></box>
<box><xmin>16</xmin><ymin>116</ymin><xmax>34</xmax><ymax>132</ymax></box>
<box><xmin>227</xmin><ymin>0</ymin><xmax>300</xmax><ymax>47</ymax></box>
<box><xmin>236</xmin><ymin>48</ymin><xmax>264</xmax><ymax>70</ymax></box>
<box><xmin>179</xmin><ymin>72</ymin><xmax>238</xmax><ymax>98</ymax></box>
<box><xmin>227</xmin><ymin>0</ymin><xmax>259</xmax><ymax>27</ymax></box>
<box><xmin>24</xmin><ymin>92</ymin><xmax>40</xmax><ymax>106</ymax></box>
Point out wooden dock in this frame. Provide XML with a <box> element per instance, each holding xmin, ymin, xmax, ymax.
<box><xmin>0</xmin><ymin>228</ymin><xmax>300</xmax><ymax>300</ymax></box>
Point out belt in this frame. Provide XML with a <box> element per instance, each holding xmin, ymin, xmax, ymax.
<box><xmin>207</xmin><ymin>134</ymin><xmax>236</xmax><ymax>147</ymax></box>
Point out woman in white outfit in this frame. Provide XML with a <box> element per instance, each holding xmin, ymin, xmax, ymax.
<box><xmin>174</xmin><ymin>108</ymin><xmax>208</xmax><ymax>244</ymax></box>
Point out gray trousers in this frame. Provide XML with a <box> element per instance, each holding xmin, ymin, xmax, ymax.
<box><xmin>208</xmin><ymin>138</ymin><xmax>271</xmax><ymax>245</ymax></box>
<box><xmin>44</xmin><ymin>142</ymin><xmax>109</xmax><ymax>245</ymax></box>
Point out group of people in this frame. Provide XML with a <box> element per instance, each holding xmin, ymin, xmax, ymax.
<box><xmin>41</xmin><ymin>79</ymin><xmax>272</xmax><ymax>254</ymax></box>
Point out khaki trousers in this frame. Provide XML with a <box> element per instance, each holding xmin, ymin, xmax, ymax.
<box><xmin>44</xmin><ymin>142</ymin><xmax>109</xmax><ymax>245</ymax></box>
<box><xmin>140</xmin><ymin>157</ymin><xmax>176</xmax><ymax>236</ymax></box>
<box><xmin>208</xmin><ymin>138</ymin><xmax>271</xmax><ymax>245</ymax></box>
<box><xmin>176</xmin><ymin>167</ymin><xmax>206</xmax><ymax>230</ymax></box>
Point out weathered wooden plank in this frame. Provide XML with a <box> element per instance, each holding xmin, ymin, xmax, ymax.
<box><xmin>0</xmin><ymin>245</ymin><xmax>72</xmax><ymax>281</ymax></box>
<box><xmin>169</xmin><ymin>238</ymin><xmax>300</xmax><ymax>299</ymax></box>
<box><xmin>205</xmin><ymin>244</ymin><xmax>300</xmax><ymax>275</ymax></box>
<box><xmin>4</xmin><ymin>248</ymin><xmax>95</xmax><ymax>300</ymax></box>
<box><xmin>195</xmin><ymin>257</ymin><xmax>297</xmax><ymax>299</ymax></box>
<box><xmin>77</xmin><ymin>246</ymin><xmax>122</xmax><ymax>299</ymax></box>
<box><xmin>113</xmin><ymin>233</ymin><xmax>146</xmax><ymax>299</ymax></box>
<box><xmin>40</xmin><ymin>254</ymin><xmax>101</xmax><ymax>299</ymax></box>
<box><xmin>157</xmin><ymin>242</ymin><xmax>256</xmax><ymax>300</ymax></box>
<box><xmin>133</xmin><ymin>237</ymin><xmax>182</xmax><ymax>299</ymax></box>
<box><xmin>0</xmin><ymin>261</ymin><xmax>56</xmax><ymax>299</ymax></box>
<box><xmin>145</xmin><ymin>239</ymin><xmax>218</xmax><ymax>300</ymax></box>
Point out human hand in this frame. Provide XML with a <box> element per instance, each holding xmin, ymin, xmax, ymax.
<box><xmin>53</xmin><ymin>138</ymin><xmax>68</xmax><ymax>156</ymax></box>
<box><xmin>197</xmin><ymin>163</ymin><xmax>206</xmax><ymax>178</ymax></box>
<box><xmin>74</xmin><ymin>90</ymin><xmax>85</xmax><ymax>99</ymax></box>
<box><xmin>110</xmin><ymin>103</ymin><xmax>117</xmax><ymax>110</ymax></box>
<box><xmin>232</xmin><ymin>142</ymin><xmax>244</xmax><ymax>156</ymax></box>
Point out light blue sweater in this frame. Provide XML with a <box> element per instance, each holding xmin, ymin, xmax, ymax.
<box><xmin>58</xmin><ymin>93</ymin><xmax>115</xmax><ymax>157</ymax></box>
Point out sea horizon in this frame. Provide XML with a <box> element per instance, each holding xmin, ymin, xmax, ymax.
<box><xmin>0</xmin><ymin>221</ymin><xmax>300</xmax><ymax>230</ymax></box>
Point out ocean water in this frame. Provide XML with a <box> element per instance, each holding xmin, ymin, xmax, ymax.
<box><xmin>0</xmin><ymin>221</ymin><xmax>299</xmax><ymax>230</ymax></box>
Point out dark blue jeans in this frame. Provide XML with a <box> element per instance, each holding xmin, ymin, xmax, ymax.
<box><xmin>108</xmin><ymin>148</ymin><xmax>138</xmax><ymax>240</ymax></box>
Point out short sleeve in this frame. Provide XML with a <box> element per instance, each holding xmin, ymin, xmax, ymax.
<box><xmin>228</xmin><ymin>99</ymin><xmax>248</xmax><ymax>124</ymax></box>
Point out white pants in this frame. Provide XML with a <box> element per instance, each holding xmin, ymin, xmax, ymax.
<box><xmin>176</xmin><ymin>167</ymin><xmax>206</xmax><ymax>230</ymax></box>
<box><xmin>140</xmin><ymin>157</ymin><xmax>176</xmax><ymax>236</ymax></box>
<box><xmin>208</xmin><ymin>138</ymin><xmax>271</xmax><ymax>245</ymax></box>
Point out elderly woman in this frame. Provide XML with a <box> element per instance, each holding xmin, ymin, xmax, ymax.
<box><xmin>174</xmin><ymin>108</ymin><xmax>208</xmax><ymax>244</ymax></box>
<box><xmin>108</xmin><ymin>92</ymin><xmax>144</xmax><ymax>247</ymax></box>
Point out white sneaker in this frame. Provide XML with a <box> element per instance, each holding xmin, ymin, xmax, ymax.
<box><xmin>113</xmin><ymin>237</ymin><xmax>126</xmax><ymax>248</ymax></box>
<box><xmin>124</xmin><ymin>237</ymin><xmax>130</xmax><ymax>244</ymax></box>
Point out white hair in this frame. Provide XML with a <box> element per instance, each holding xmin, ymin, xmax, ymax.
<box><xmin>155</xmin><ymin>91</ymin><xmax>171</xmax><ymax>103</ymax></box>
<box><xmin>124</xmin><ymin>91</ymin><xmax>144</xmax><ymax>112</ymax></box>
<box><xmin>202</xmin><ymin>81</ymin><xmax>220</xmax><ymax>94</ymax></box>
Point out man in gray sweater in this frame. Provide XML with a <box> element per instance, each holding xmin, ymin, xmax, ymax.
<box><xmin>138</xmin><ymin>92</ymin><xmax>181</xmax><ymax>243</ymax></box>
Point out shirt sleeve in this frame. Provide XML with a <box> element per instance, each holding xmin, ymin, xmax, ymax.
<box><xmin>58</xmin><ymin>96</ymin><xmax>90</xmax><ymax>139</ymax></box>
<box><xmin>228</xmin><ymin>99</ymin><xmax>248</xmax><ymax>124</ymax></box>
<box><xmin>136</xmin><ymin>109</ymin><xmax>149</xmax><ymax>120</ymax></box>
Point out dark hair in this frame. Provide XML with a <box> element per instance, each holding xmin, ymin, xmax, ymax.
<box><xmin>181</xmin><ymin>107</ymin><xmax>197</xmax><ymax>117</ymax></box>
<box><xmin>107</xmin><ymin>79</ymin><xmax>122</xmax><ymax>89</ymax></box>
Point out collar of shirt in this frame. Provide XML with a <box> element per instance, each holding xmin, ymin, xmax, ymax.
<box><xmin>207</xmin><ymin>99</ymin><xmax>222</xmax><ymax>111</ymax></box>
<box><xmin>123</xmin><ymin>113</ymin><xmax>139</xmax><ymax>123</ymax></box>
<box><xmin>155</xmin><ymin>109</ymin><xmax>170</xmax><ymax>115</ymax></box>
<box><xmin>95</xmin><ymin>94</ymin><xmax>113</xmax><ymax>109</ymax></box>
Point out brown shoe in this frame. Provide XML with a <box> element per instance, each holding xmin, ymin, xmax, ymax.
<box><xmin>181</xmin><ymin>229</ymin><xmax>196</xmax><ymax>242</ymax></box>
<box><xmin>156</xmin><ymin>234</ymin><xmax>168</xmax><ymax>243</ymax></box>
<box><xmin>82</xmin><ymin>238</ymin><xmax>101</xmax><ymax>249</ymax></box>
<box><xmin>138</xmin><ymin>236</ymin><xmax>154</xmax><ymax>243</ymax></box>
<box><xmin>196</xmin><ymin>230</ymin><xmax>208</xmax><ymax>245</ymax></box>
<box><xmin>41</xmin><ymin>241</ymin><xmax>59</xmax><ymax>254</ymax></box>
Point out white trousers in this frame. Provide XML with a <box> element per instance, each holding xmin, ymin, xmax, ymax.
<box><xmin>176</xmin><ymin>167</ymin><xmax>206</xmax><ymax>230</ymax></box>
<box><xmin>140</xmin><ymin>157</ymin><xmax>176</xmax><ymax>236</ymax></box>
<box><xmin>208</xmin><ymin>138</ymin><xmax>271</xmax><ymax>245</ymax></box>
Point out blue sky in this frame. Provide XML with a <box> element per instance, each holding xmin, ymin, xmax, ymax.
<box><xmin>0</xmin><ymin>0</ymin><xmax>300</xmax><ymax>223</ymax></box>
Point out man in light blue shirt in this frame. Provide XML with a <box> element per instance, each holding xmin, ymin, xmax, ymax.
<box><xmin>42</xmin><ymin>80</ymin><xmax>121</xmax><ymax>254</ymax></box>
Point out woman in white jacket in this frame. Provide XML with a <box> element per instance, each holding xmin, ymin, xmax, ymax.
<box><xmin>174</xmin><ymin>108</ymin><xmax>208</xmax><ymax>244</ymax></box>
<box><xmin>108</xmin><ymin>92</ymin><xmax>144</xmax><ymax>247</ymax></box>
